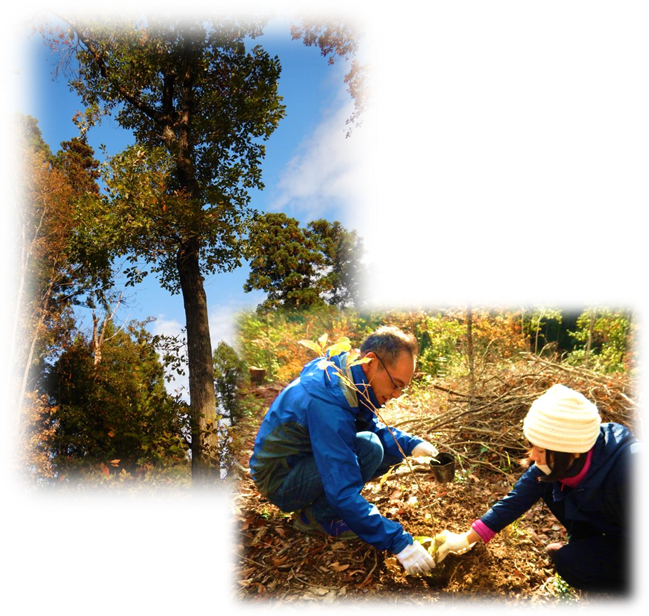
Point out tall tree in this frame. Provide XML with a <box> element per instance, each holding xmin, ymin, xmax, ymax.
<box><xmin>42</xmin><ymin>15</ymin><xmax>285</xmax><ymax>482</ymax></box>
<box><xmin>212</xmin><ymin>340</ymin><xmax>247</xmax><ymax>476</ymax></box>
<box><xmin>53</xmin><ymin>136</ymin><xmax>101</xmax><ymax>197</ymax></box>
<box><xmin>584</xmin><ymin>310</ymin><xmax>596</xmax><ymax>366</ymax></box>
<box><xmin>14</xmin><ymin>114</ymin><xmax>106</xmax><ymax>412</ymax></box>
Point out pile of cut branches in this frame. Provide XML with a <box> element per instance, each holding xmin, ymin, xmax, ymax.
<box><xmin>389</xmin><ymin>353</ymin><xmax>638</xmax><ymax>479</ymax></box>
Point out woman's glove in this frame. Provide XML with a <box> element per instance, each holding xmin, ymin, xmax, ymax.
<box><xmin>396</xmin><ymin>541</ymin><xmax>436</xmax><ymax>575</ymax></box>
<box><xmin>411</xmin><ymin>441</ymin><xmax>439</xmax><ymax>459</ymax></box>
<box><xmin>434</xmin><ymin>530</ymin><xmax>475</xmax><ymax>563</ymax></box>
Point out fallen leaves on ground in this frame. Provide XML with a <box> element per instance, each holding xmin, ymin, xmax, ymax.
<box><xmin>231</xmin><ymin>371</ymin><xmax>630</xmax><ymax>605</ymax></box>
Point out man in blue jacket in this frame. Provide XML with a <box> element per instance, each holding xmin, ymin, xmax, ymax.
<box><xmin>249</xmin><ymin>326</ymin><xmax>438</xmax><ymax>575</ymax></box>
<box><xmin>434</xmin><ymin>384</ymin><xmax>640</xmax><ymax>593</ymax></box>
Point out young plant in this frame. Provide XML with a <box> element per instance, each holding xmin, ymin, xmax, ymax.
<box><xmin>553</xmin><ymin>574</ymin><xmax>579</xmax><ymax>600</ymax></box>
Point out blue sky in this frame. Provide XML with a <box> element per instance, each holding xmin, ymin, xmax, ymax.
<box><xmin>5</xmin><ymin>7</ymin><xmax>383</xmax><ymax>398</ymax></box>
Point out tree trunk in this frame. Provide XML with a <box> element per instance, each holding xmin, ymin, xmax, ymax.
<box><xmin>16</xmin><ymin>308</ymin><xmax>45</xmax><ymax>426</ymax></box>
<box><xmin>177</xmin><ymin>238</ymin><xmax>220</xmax><ymax>484</ymax></box>
<box><xmin>585</xmin><ymin>309</ymin><xmax>596</xmax><ymax>367</ymax></box>
<box><xmin>172</xmin><ymin>43</ymin><xmax>222</xmax><ymax>484</ymax></box>
<box><xmin>534</xmin><ymin>315</ymin><xmax>541</xmax><ymax>354</ymax></box>
<box><xmin>2</xmin><ymin>238</ymin><xmax>27</xmax><ymax>415</ymax></box>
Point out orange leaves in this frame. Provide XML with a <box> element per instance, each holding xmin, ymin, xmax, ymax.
<box><xmin>20</xmin><ymin>393</ymin><xmax>59</xmax><ymax>481</ymax></box>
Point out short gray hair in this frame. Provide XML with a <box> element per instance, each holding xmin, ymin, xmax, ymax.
<box><xmin>360</xmin><ymin>326</ymin><xmax>419</xmax><ymax>365</ymax></box>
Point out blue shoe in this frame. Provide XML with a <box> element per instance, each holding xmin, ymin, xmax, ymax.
<box><xmin>293</xmin><ymin>509</ymin><xmax>357</xmax><ymax>540</ymax></box>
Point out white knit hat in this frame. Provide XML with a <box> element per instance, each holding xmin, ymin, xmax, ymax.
<box><xmin>523</xmin><ymin>384</ymin><xmax>601</xmax><ymax>453</ymax></box>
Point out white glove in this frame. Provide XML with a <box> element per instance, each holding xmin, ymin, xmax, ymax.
<box><xmin>434</xmin><ymin>530</ymin><xmax>474</xmax><ymax>563</ymax></box>
<box><xmin>396</xmin><ymin>541</ymin><xmax>436</xmax><ymax>575</ymax></box>
<box><xmin>411</xmin><ymin>441</ymin><xmax>439</xmax><ymax>459</ymax></box>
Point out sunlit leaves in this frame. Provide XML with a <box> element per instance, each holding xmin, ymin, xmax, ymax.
<box><xmin>299</xmin><ymin>334</ymin><xmax>352</xmax><ymax>360</ymax></box>
<box><xmin>290</xmin><ymin>19</ymin><xmax>368</xmax><ymax>136</ymax></box>
<box><xmin>20</xmin><ymin>393</ymin><xmax>59</xmax><ymax>482</ymax></box>
<box><xmin>298</xmin><ymin>339</ymin><xmax>324</xmax><ymax>355</ymax></box>
<box><xmin>326</xmin><ymin>338</ymin><xmax>352</xmax><ymax>357</ymax></box>
<box><xmin>44</xmin><ymin>16</ymin><xmax>286</xmax><ymax>291</ymax></box>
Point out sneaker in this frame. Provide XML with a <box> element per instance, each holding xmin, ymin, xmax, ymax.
<box><xmin>293</xmin><ymin>509</ymin><xmax>357</xmax><ymax>540</ymax></box>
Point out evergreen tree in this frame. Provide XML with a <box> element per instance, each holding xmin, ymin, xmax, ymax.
<box><xmin>244</xmin><ymin>212</ymin><xmax>327</xmax><ymax>311</ymax></box>
<box><xmin>244</xmin><ymin>213</ymin><xmax>365</xmax><ymax>311</ymax></box>
<box><xmin>43</xmin><ymin>319</ymin><xmax>190</xmax><ymax>482</ymax></box>
<box><xmin>213</xmin><ymin>341</ymin><xmax>247</xmax><ymax>423</ymax></box>
<box><xmin>306</xmin><ymin>219</ymin><xmax>365</xmax><ymax>308</ymax></box>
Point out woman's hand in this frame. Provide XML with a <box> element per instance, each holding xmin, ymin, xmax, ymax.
<box><xmin>434</xmin><ymin>530</ymin><xmax>477</xmax><ymax>563</ymax></box>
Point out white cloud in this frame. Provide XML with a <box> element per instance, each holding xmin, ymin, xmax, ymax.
<box><xmin>209</xmin><ymin>294</ymin><xmax>268</xmax><ymax>353</ymax></box>
<box><xmin>209</xmin><ymin>304</ymin><xmax>241</xmax><ymax>350</ymax></box>
<box><xmin>270</xmin><ymin>87</ymin><xmax>370</xmax><ymax>223</ymax></box>
<box><xmin>150</xmin><ymin>315</ymin><xmax>185</xmax><ymax>339</ymax></box>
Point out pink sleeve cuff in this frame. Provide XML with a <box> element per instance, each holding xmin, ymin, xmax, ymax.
<box><xmin>471</xmin><ymin>519</ymin><xmax>496</xmax><ymax>544</ymax></box>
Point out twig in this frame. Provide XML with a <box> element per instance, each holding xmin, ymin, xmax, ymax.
<box><xmin>429</xmin><ymin>383</ymin><xmax>485</xmax><ymax>399</ymax></box>
<box><xmin>619</xmin><ymin>393</ymin><xmax>638</xmax><ymax>407</ymax></box>
<box><xmin>360</xmin><ymin>550</ymin><xmax>378</xmax><ymax>587</ymax></box>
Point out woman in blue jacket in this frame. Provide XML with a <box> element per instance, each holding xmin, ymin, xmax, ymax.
<box><xmin>435</xmin><ymin>384</ymin><xmax>639</xmax><ymax>594</ymax></box>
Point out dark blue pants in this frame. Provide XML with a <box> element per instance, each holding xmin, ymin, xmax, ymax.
<box><xmin>542</xmin><ymin>489</ymin><xmax>628</xmax><ymax>593</ymax></box>
<box><xmin>267</xmin><ymin>431</ymin><xmax>402</xmax><ymax>525</ymax></box>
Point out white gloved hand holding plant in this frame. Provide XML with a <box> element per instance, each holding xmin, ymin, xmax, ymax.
<box><xmin>396</xmin><ymin>540</ymin><xmax>436</xmax><ymax>575</ymax></box>
<box><xmin>411</xmin><ymin>441</ymin><xmax>439</xmax><ymax>461</ymax></box>
<box><xmin>434</xmin><ymin>530</ymin><xmax>476</xmax><ymax>563</ymax></box>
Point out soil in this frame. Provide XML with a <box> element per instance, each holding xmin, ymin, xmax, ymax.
<box><xmin>231</xmin><ymin>383</ymin><xmax>614</xmax><ymax>606</ymax></box>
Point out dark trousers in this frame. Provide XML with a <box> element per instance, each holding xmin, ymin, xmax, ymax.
<box><xmin>267</xmin><ymin>431</ymin><xmax>401</xmax><ymax>524</ymax></box>
<box><xmin>542</xmin><ymin>490</ymin><xmax>628</xmax><ymax>594</ymax></box>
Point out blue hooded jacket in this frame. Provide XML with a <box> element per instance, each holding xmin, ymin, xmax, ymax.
<box><xmin>249</xmin><ymin>351</ymin><xmax>424</xmax><ymax>554</ymax></box>
<box><xmin>480</xmin><ymin>422</ymin><xmax>639</xmax><ymax>538</ymax></box>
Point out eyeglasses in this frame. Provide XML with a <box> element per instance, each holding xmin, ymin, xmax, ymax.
<box><xmin>375</xmin><ymin>354</ymin><xmax>409</xmax><ymax>394</ymax></box>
